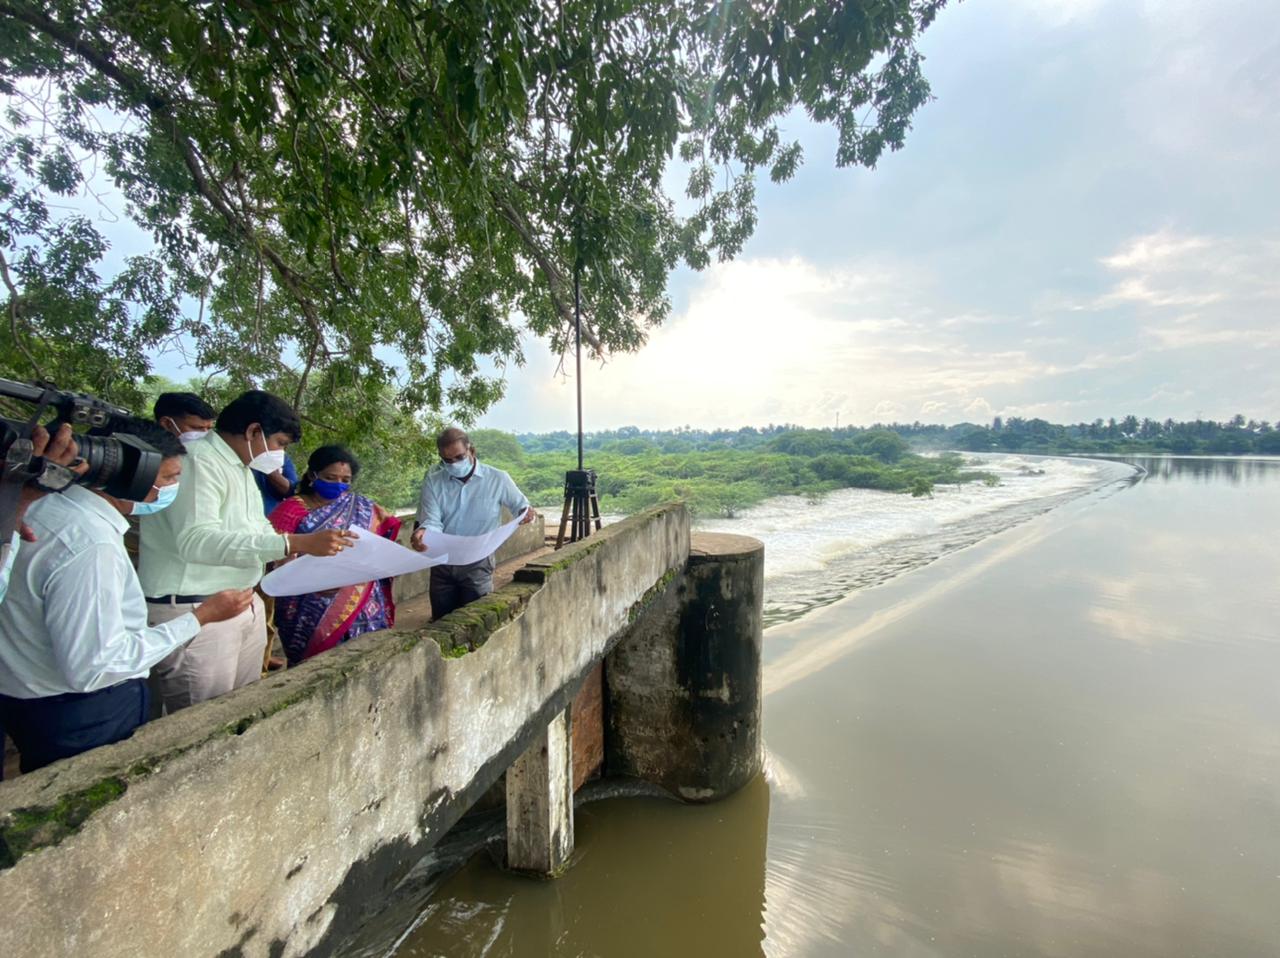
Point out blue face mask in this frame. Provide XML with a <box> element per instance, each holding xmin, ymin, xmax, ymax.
<box><xmin>133</xmin><ymin>482</ymin><xmax>180</xmax><ymax>516</ymax></box>
<box><xmin>312</xmin><ymin>479</ymin><xmax>350</xmax><ymax>500</ymax></box>
<box><xmin>444</xmin><ymin>456</ymin><xmax>473</xmax><ymax>479</ymax></box>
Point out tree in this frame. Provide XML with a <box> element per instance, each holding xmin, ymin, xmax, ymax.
<box><xmin>0</xmin><ymin>0</ymin><xmax>949</xmax><ymax>423</ymax></box>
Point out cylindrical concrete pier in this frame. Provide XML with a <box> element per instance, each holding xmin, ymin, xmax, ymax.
<box><xmin>605</xmin><ymin>531</ymin><xmax>764</xmax><ymax>802</ymax></box>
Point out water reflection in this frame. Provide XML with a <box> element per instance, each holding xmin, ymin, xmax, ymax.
<box><xmin>398</xmin><ymin>777</ymin><xmax>771</xmax><ymax>958</ymax></box>
<box><xmin>1121</xmin><ymin>454</ymin><xmax>1280</xmax><ymax>485</ymax></box>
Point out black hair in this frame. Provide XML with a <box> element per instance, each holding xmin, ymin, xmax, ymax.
<box><xmin>436</xmin><ymin>426</ymin><xmax>470</xmax><ymax>453</ymax></box>
<box><xmin>153</xmin><ymin>392</ymin><xmax>215</xmax><ymax>423</ymax></box>
<box><xmin>215</xmin><ymin>390</ymin><xmax>302</xmax><ymax>442</ymax></box>
<box><xmin>298</xmin><ymin>444</ymin><xmax>360</xmax><ymax>495</ymax></box>
<box><xmin>118</xmin><ymin>419</ymin><xmax>187</xmax><ymax>459</ymax></box>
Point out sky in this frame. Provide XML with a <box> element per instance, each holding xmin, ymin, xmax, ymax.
<box><xmin>475</xmin><ymin>0</ymin><xmax>1280</xmax><ymax>432</ymax></box>
<box><xmin>141</xmin><ymin>0</ymin><xmax>1280</xmax><ymax>433</ymax></box>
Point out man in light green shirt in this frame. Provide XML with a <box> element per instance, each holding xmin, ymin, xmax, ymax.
<box><xmin>140</xmin><ymin>390</ymin><xmax>355</xmax><ymax>711</ymax></box>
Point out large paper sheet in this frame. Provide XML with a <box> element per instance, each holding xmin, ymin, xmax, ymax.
<box><xmin>261</xmin><ymin>527</ymin><xmax>450</xmax><ymax>597</ymax></box>
<box><xmin>418</xmin><ymin>510</ymin><xmax>526</xmax><ymax>567</ymax></box>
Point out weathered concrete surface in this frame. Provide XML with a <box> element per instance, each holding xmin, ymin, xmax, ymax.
<box><xmin>571</xmin><ymin>663</ymin><xmax>604</xmax><ymax>791</ymax></box>
<box><xmin>605</xmin><ymin>531</ymin><xmax>764</xmax><ymax>802</ymax></box>
<box><xmin>505</xmin><ymin>707</ymin><xmax>574</xmax><ymax>876</ymax></box>
<box><xmin>0</xmin><ymin>503</ymin><xmax>688</xmax><ymax>958</ymax></box>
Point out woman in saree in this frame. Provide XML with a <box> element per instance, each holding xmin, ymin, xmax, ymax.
<box><xmin>268</xmin><ymin>445</ymin><xmax>403</xmax><ymax>665</ymax></box>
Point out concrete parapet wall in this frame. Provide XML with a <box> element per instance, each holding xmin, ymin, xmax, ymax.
<box><xmin>0</xmin><ymin>504</ymin><xmax>689</xmax><ymax>958</ymax></box>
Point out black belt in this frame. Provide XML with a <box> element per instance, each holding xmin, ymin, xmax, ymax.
<box><xmin>146</xmin><ymin>594</ymin><xmax>209</xmax><ymax>604</ymax></box>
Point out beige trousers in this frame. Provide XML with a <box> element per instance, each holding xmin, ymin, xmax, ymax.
<box><xmin>147</xmin><ymin>594</ymin><xmax>265</xmax><ymax>713</ymax></box>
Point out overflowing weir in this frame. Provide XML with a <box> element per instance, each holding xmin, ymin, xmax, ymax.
<box><xmin>0</xmin><ymin>503</ymin><xmax>763</xmax><ymax>957</ymax></box>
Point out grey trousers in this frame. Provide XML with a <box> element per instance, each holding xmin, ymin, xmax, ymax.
<box><xmin>147</xmin><ymin>593</ymin><xmax>265</xmax><ymax>713</ymax></box>
<box><xmin>429</xmin><ymin>557</ymin><xmax>495</xmax><ymax>621</ymax></box>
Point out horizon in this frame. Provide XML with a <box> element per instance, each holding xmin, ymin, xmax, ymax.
<box><xmin>479</xmin><ymin>413</ymin><xmax>1276</xmax><ymax>438</ymax></box>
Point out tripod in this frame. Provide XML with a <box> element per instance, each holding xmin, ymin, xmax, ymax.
<box><xmin>556</xmin><ymin>468</ymin><xmax>601</xmax><ymax>547</ymax></box>
<box><xmin>554</xmin><ymin>249</ymin><xmax>605</xmax><ymax>549</ymax></box>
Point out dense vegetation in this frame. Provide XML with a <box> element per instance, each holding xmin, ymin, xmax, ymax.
<box><xmin>464</xmin><ymin>427</ymin><xmax>995</xmax><ymax>517</ymax></box>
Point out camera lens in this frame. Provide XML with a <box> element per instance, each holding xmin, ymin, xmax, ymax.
<box><xmin>75</xmin><ymin>433</ymin><xmax>120</xmax><ymax>486</ymax></box>
<box><xmin>75</xmin><ymin>433</ymin><xmax>160</xmax><ymax>501</ymax></box>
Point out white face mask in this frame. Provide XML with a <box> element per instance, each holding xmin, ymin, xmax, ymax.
<box><xmin>444</xmin><ymin>455</ymin><xmax>474</xmax><ymax>479</ymax></box>
<box><xmin>0</xmin><ymin>531</ymin><xmax>19</xmax><ymax>605</ymax></box>
<box><xmin>179</xmin><ymin>430</ymin><xmax>209</xmax><ymax>444</ymax></box>
<box><xmin>246</xmin><ymin>430</ymin><xmax>286</xmax><ymax>474</ymax></box>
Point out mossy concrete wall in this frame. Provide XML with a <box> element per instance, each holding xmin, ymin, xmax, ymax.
<box><xmin>0</xmin><ymin>504</ymin><xmax>688</xmax><ymax>958</ymax></box>
<box><xmin>605</xmin><ymin>531</ymin><xmax>765</xmax><ymax>801</ymax></box>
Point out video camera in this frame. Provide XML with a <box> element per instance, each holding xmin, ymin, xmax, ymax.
<box><xmin>0</xmin><ymin>378</ymin><xmax>162</xmax><ymax>543</ymax></box>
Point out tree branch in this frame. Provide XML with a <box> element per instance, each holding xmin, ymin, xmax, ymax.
<box><xmin>0</xmin><ymin>248</ymin><xmax>43</xmax><ymax>379</ymax></box>
<box><xmin>490</xmin><ymin>190</ymin><xmax>603</xmax><ymax>353</ymax></box>
<box><xmin>2</xmin><ymin>2</ymin><xmax>330</xmax><ymax>352</ymax></box>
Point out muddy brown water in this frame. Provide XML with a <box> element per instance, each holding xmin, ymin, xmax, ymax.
<box><xmin>391</xmin><ymin>456</ymin><xmax>1280</xmax><ymax>958</ymax></box>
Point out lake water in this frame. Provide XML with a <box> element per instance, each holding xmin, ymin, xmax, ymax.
<box><xmin>390</xmin><ymin>455</ymin><xmax>1280</xmax><ymax>958</ymax></box>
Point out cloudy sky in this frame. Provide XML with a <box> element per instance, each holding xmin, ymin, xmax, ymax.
<box><xmin>475</xmin><ymin>0</ymin><xmax>1280</xmax><ymax>432</ymax></box>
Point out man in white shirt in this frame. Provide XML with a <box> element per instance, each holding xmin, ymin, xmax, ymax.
<box><xmin>0</xmin><ymin>424</ymin><xmax>253</xmax><ymax>773</ymax></box>
<box><xmin>139</xmin><ymin>390</ymin><xmax>354</xmax><ymax>712</ymax></box>
<box><xmin>411</xmin><ymin>427</ymin><xmax>536</xmax><ymax>619</ymax></box>
<box><xmin>0</xmin><ymin>422</ymin><xmax>81</xmax><ymax>606</ymax></box>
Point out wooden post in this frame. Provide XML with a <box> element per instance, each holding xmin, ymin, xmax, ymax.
<box><xmin>505</xmin><ymin>707</ymin><xmax>574</xmax><ymax>876</ymax></box>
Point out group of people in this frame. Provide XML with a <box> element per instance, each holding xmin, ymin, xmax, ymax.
<box><xmin>0</xmin><ymin>390</ymin><xmax>535</xmax><ymax>776</ymax></box>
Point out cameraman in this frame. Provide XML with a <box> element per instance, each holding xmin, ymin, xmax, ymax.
<box><xmin>0</xmin><ymin>424</ymin><xmax>254</xmax><ymax>773</ymax></box>
<box><xmin>0</xmin><ymin>422</ymin><xmax>80</xmax><ymax>606</ymax></box>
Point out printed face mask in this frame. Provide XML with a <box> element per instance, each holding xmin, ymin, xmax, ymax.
<box><xmin>247</xmin><ymin>430</ymin><xmax>286</xmax><ymax>475</ymax></box>
<box><xmin>312</xmin><ymin>479</ymin><xmax>350</xmax><ymax>500</ymax></box>
<box><xmin>132</xmin><ymin>482</ymin><xmax>180</xmax><ymax>516</ymax></box>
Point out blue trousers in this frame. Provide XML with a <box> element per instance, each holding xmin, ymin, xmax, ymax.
<box><xmin>0</xmin><ymin>678</ymin><xmax>149</xmax><ymax>774</ymax></box>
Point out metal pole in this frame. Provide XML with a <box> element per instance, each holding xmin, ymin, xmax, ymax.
<box><xmin>574</xmin><ymin>257</ymin><xmax>584</xmax><ymax>472</ymax></box>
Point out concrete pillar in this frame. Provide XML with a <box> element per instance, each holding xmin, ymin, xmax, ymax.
<box><xmin>605</xmin><ymin>531</ymin><xmax>764</xmax><ymax>802</ymax></box>
<box><xmin>505</xmin><ymin>707</ymin><xmax>574</xmax><ymax>876</ymax></box>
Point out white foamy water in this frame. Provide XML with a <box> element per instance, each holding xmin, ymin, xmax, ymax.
<box><xmin>697</xmin><ymin>455</ymin><xmax>1136</xmax><ymax>625</ymax></box>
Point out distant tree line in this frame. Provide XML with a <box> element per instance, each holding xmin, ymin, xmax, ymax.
<box><xmin>902</xmin><ymin>415</ymin><xmax>1280</xmax><ymax>456</ymax></box>
<box><xmin>511</xmin><ymin>414</ymin><xmax>1280</xmax><ymax>459</ymax></box>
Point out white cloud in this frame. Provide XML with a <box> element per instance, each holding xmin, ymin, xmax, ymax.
<box><xmin>1000</xmin><ymin>0</ymin><xmax>1109</xmax><ymax>28</ymax></box>
<box><xmin>1096</xmin><ymin>230</ymin><xmax>1280</xmax><ymax>353</ymax></box>
<box><xmin>964</xmin><ymin>397</ymin><xmax>995</xmax><ymax>421</ymax></box>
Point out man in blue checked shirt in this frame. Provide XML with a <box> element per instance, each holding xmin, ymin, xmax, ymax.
<box><xmin>411</xmin><ymin>427</ymin><xmax>537</xmax><ymax>620</ymax></box>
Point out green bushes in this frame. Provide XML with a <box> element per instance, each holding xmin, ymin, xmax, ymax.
<box><xmin>475</xmin><ymin>437</ymin><xmax>996</xmax><ymax>518</ymax></box>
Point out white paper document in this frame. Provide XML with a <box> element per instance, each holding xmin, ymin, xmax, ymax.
<box><xmin>418</xmin><ymin>511</ymin><xmax>526</xmax><ymax>567</ymax></box>
<box><xmin>261</xmin><ymin>527</ymin><xmax>450</xmax><ymax>597</ymax></box>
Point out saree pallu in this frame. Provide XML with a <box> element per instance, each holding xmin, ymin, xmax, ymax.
<box><xmin>268</xmin><ymin>494</ymin><xmax>403</xmax><ymax>665</ymax></box>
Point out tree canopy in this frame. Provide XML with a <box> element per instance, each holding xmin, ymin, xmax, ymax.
<box><xmin>0</xmin><ymin>0</ymin><xmax>948</xmax><ymax>428</ymax></box>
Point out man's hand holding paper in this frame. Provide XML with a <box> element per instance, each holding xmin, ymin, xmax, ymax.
<box><xmin>410</xmin><ymin>511</ymin><xmax>525</xmax><ymax>566</ymax></box>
